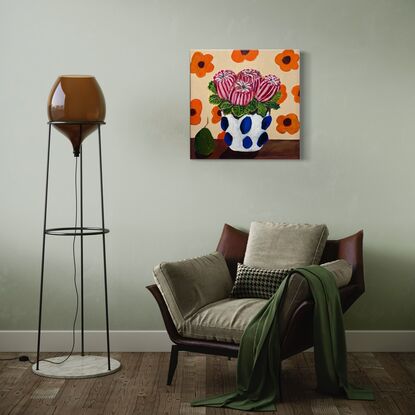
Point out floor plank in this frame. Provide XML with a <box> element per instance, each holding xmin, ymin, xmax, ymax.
<box><xmin>0</xmin><ymin>352</ymin><xmax>414</xmax><ymax>414</ymax></box>
<box><xmin>102</xmin><ymin>353</ymin><xmax>142</xmax><ymax>415</ymax></box>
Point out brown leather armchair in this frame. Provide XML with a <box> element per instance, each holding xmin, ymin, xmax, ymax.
<box><xmin>147</xmin><ymin>226</ymin><xmax>364</xmax><ymax>385</ymax></box>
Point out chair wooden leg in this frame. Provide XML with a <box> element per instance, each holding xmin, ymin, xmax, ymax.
<box><xmin>167</xmin><ymin>345</ymin><xmax>179</xmax><ymax>385</ymax></box>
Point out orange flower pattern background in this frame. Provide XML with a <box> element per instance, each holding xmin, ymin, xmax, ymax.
<box><xmin>217</xmin><ymin>131</ymin><xmax>226</xmax><ymax>140</ymax></box>
<box><xmin>291</xmin><ymin>85</ymin><xmax>300</xmax><ymax>103</ymax></box>
<box><xmin>190</xmin><ymin>51</ymin><xmax>214</xmax><ymax>78</ymax></box>
<box><xmin>278</xmin><ymin>84</ymin><xmax>287</xmax><ymax>105</ymax></box>
<box><xmin>190</xmin><ymin>99</ymin><xmax>202</xmax><ymax>125</ymax></box>
<box><xmin>211</xmin><ymin>106</ymin><xmax>221</xmax><ymax>124</ymax></box>
<box><xmin>276</xmin><ymin>113</ymin><xmax>300</xmax><ymax>135</ymax></box>
<box><xmin>190</xmin><ymin>49</ymin><xmax>300</xmax><ymax>140</ymax></box>
<box><xmin>275</xmin><ymin>49</ymin><xmax>300</xmax><ymax>72</ymax></box>
<box><xmin>231</xmin><ymin>49</ymin><xmax>259</xmax><ymax>63</ymax></box>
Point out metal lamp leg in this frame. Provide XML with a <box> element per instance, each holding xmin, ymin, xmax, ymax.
<box><xmin>36</xmin><ymin>124</ymin><xmax>52</xmax><ymax>370</ymax></box>
<box><xmin>79</xmin><ymin>125</ymin><xmax>85</xmax><ymax>356</ymax></box>
<box><xmin>98</xmin><ymin>125</ymin><xmax>111</xmax><ymax>371</ymax></box>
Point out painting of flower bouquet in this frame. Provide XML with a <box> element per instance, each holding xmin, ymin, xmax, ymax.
<box><xmin>190</xmin><ymin>49</ymin><xmax>300</xmax><ymax>159</ymax></box>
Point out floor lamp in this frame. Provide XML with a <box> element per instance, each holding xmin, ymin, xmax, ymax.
<box><xmin>33</xmin><ymin>75</ymin><xmax>121</xmax><ymax>378</ymax></box>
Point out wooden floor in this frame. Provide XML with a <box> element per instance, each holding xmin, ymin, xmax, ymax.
<box><xmin>0</xmin><ymin>352</ymin><xmax>415</xmax><ymax>414</ymax></box>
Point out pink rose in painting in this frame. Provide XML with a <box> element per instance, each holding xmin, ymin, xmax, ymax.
<box><xmin>255</xmin><ymin>74</ymin><xmax>281</xmax><ymax>102</ymax></box>
<box><xmin>229</xmin><ymin>80</ymin><xmax>255</xmax><ymax>106</ymax></box>
<box><xmin>237</xmin><ymin>69</ymin><xmax>261</xmax><ymax>91</ymax></box>
<box><xmin>213</xmin><ymin>70</ymin><xmax>236</xmax><ymax>100</ymax></box>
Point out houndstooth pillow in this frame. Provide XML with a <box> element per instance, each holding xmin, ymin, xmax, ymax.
<box><xmin>230</xmin><ymin>263</ymin><xmax>292</xmax><ymax>299</ymax></box>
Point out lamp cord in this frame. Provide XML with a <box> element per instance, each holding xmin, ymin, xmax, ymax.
<box><xmin>1</xmin><ymin>157</ymin><xmax>80</xmax><ymax>364</ymax></box>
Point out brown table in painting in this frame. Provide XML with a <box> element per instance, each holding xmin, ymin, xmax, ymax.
<box><xmin>190</xmin><ymin>138</ymin><xmax>300</xmax><ymax>159</ymax></box>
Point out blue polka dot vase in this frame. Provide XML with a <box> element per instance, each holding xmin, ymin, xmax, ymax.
<box><xmin>220</xmin><ymin>112</ymin><xmax>272</xmax><ymax>152</ymax></box>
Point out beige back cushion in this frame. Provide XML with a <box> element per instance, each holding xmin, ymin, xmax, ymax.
<box><xmin>153</xmin><ymin>252</ymin><xmax>233</xmax><ymax>332</ymax></box>
<box><xmin>244</xmin><ymin>222</ymin><xmax>329</xmax><ymax>269</ymax></box>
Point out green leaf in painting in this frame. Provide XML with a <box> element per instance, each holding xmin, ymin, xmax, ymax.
<box><xmin>219</xmin><ymin>100</ymin><xmax>232</xmax><ymax>110</ymax></box>
<box><xmin>266</xmin><ymin>101</ymin><xmax>280</xmax><ymax>110</ymax></box>
<box><xmin>243</xmin><ymin>106</ymin><xmax>252</xmax><ymax>116</ymax></box>
<box><xmin>257</xmin><ymin>102</ymin><xmax>268</xmax><ymax>117</ymax></box>
<box><xmin>194</xmin><ymin>127</ymin><xmax>215</xmax><ymax>156</ymax></box>
<box><xmin>209</xmin><ymin>94</ymin><xmax>222</xmax><ymax>105</ymax></box>
<box><xmin>208</xmin><ymin>81</ymin><xmax>217</xmax><ymax>94</ymax></box>
<box><xmin>222</xmin><ymin>107</ymin><xmax>232</xmax><ymax>115</ymax></box>
<box><xmin>246</xmin><ymin>99</ymin><xmax>258</xmax><ymax>113</ymax></box>
<box><xmin>231</xmin><ymin>105</ymin><xmax>245</xmax><ymax>118</ymax></box>
<box><xmin>270</xmin><ymin>91</ymin><xmax>281</xmax><ymax>103</ymax></box>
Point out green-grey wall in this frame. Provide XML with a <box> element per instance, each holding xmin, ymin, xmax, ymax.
<box><xmin>0</xmin><ymin>0</ymin><xmax>414</xmax><ymax>331</ymax></box>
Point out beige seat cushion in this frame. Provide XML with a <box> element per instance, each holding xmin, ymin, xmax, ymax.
<box><xmin>183</xmin><ymin>297</ymin><xmax>267</xmax><ymax>343</ymax></box>
<box><xmin>244</xmin><ymin>222</ymin><xmax>329</xmax><ymax>269</ymax></box>
<box><xmin>183</xmin><ymin>275</ymin><xmax>309</xmax><ymax>344</ymax></box>
<box><xmin>182</xmin><ymin>260</ymin><xmax>353</xmax><ymax>343</ymax></box>
<box><xmin>182</xmin><ymin>283</ymin><xmax>306</xmax><ymax>344</ymax></box>
<box><xmin>153</xmin><ymin>252</ymin><xmax>233</xmax><ymax>332</ymax></box>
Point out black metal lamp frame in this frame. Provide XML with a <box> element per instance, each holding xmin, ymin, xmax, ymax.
<box><xmin>36</xmin><ymin>120</ymin><xmax>112</xmax><ymax>371</ymax></box>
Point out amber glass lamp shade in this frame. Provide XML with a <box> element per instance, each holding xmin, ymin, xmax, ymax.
<box><xmin>47</xmin><ymin>76</ymin><xmax>106</xmax><ymax>156</ymax></box>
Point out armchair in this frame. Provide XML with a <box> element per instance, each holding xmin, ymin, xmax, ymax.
<box><xmin>147</xmin><ymin>225</ymin><xmax>364</xmax><ymax>385</ymax></box>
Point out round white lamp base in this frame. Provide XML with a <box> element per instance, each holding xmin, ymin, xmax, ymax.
<box><xmin>32</xmin><ymin>355</ymin><xmax>121</xmax><ymax>379</ymax></box>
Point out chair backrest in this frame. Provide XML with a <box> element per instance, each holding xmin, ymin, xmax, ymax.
<box><xmin>216</xmin><ymin>224</ymin><xmax>364</xmax><ymax>295</ymax></box>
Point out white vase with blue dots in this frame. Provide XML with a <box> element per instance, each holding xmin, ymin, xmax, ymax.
<box><xmin>220</xmin><ymin>112</ymin><xmax>272</xmax><ymax>152</ymax></box>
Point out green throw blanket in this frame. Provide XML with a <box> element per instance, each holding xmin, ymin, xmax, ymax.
<box><xmin>191</xmin><ymin>265</ymin><xmax>374</xmax><ymax>411</ymax></box>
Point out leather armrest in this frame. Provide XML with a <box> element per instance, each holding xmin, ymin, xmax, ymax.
<box><xmin>339</xmin><ymin>284</ymin><xmax>363</xmax><ymax>312</ymax></box>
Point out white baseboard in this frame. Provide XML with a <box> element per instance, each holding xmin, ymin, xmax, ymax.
<box><xmin>0</xmin><ymin>330</ymin><xmax>414</xmax><ymax>353</ymax></box>
<box><xmin>345</xmin><ymin>330</ymin><xmax>415</xmax><ymax>352</ymax></box>
<box><xmin>0</xmin><ymin>330</ymin><xmax>172</xmax><ymax>353</ymax></box>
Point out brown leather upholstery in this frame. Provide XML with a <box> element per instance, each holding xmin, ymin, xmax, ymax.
<box><xmin>147</xmin><ymin>226</ymin><xmax>365</xmax><ymax>385</ymax></box>
<box><xmin>216</xmin><ymin>223</ymin><xmax>249</xmax><ymax>280</ymax></box>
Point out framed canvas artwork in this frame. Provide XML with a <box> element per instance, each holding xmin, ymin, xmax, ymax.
<box><xmin>190</xmin><ymin>49</ymin><xmax>300</xmax><ymax>159</ymax></box>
